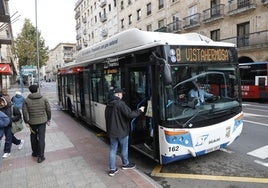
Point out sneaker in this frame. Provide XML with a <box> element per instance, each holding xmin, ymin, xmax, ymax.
<box><xmin>108</xmin><ymin>168</ymin><xmax>118</xmax><ymax>177</ymax></box>
<box><xmin>18</xmin><ymin>140</ymin><xmax>25</xmax><ymax>150</ymax></box>
<box><xmin>2</xmin><ymin>153</ymin><xmax>10</xmax><ymax>158</ymax></box>
<box><xmin>122</xmin><ymin>162</ymin><xmax>136</xmax><ymax>170</ymax></box>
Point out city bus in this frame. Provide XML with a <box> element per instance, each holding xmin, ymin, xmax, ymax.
<box><xmin>239</xmin><ymin>62</ymin><xmax>268</xmax><ymax>100</ymax></box>
<box><xmin>57</xmin><ymin>29</ymin><xmax>243</xmax><ymax>164</ymax></box>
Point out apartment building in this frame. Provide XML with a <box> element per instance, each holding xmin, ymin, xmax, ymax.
<box><xmin>74</xmin><ymin>0</ymin><xmax>118</xmax><ymax>51</ymax></box>
<box><xmin>74</xmin><ymin>0</ymin><xmax>268</xmax><ymax>63</ymax></box>
<box><xmin>45</xmin><ymin>43</ymin><xmax>76</xmax><ymax>81</ymax></box>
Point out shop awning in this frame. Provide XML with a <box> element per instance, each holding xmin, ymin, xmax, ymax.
<box><xmin>0</xmin><ymin>63</ymin><xmax>13</xmax><ymax>75</ymax></box>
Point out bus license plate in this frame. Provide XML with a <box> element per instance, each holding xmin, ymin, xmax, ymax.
<box><xmin>206</xmin><ymin>145</ymin><xmax>220</xmax><ymax>153</ymax></box>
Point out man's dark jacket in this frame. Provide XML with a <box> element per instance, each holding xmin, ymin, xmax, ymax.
<box><xmin>105</xmin><ymin>96</ymin><xmax>142</xmax><ymax>138</ymax></box>
<box><xmin>22</xmin><ymin>93</ymin><xmax>51</xmax><ymax>125</ymax></box>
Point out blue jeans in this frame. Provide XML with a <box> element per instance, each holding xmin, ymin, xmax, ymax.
<box><xmin>109</xmin><ymin>136</ymin><xmax>129</xmax><ymax>170</ymax></box>
<box><xmin>3</xmin><ymin>125</ymin><xmax>12</xmax><ymax>153</ymax></box>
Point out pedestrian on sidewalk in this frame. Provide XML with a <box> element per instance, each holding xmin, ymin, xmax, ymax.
<box><xmin>22</xmin><ymin>84</ymin><xmax>51</xmax><ymax>163</ymax></box>
<box><xmin>0</xmin><ymin>111</ymin><xmax>10</xmax><ymax>157</ymax></box>
<box><xmin>105</xmin><ymin>88</ymin><xmax>145</xmax><ymax>177</ymax></box>
<box><xmin>11</xmin><ymin>91</ymin><xmax>25</xmax><ymax>111</ymax></box>
<box><xmin>0</xmin><ymin>96</ymin><xmax>24</xmax><ymax>159</ymax></box>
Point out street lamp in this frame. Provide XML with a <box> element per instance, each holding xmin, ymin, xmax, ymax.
<box><xmin>35</xmin><ymin>0</ymin><xmax>40</xmax><ymax>92</ymax></box>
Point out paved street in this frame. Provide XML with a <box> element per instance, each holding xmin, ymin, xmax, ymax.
<box><xmin>0</xmin><ymin>83</ymin><xmax>161</xmax><ymax>188</ymax></box>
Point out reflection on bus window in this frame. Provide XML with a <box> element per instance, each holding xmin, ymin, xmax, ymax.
<box><xmin>164</xmin><ymin>64</ymin><xmax>240</xmax><ymax>126</ymax></box>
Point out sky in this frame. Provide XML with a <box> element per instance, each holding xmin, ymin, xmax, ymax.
<box><xmin>9</xmin><ymin>0</ymin><xmax>77</xmax><ymax>49</ymax></box>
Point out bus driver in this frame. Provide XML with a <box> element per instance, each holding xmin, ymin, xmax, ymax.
<box><xmin>188</xmin><ymin>81</ymin><xmax>213</xmax><ymax>107</ymax></box>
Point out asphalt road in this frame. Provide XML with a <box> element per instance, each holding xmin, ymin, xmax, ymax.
<box><xmin>136</xmin><ymin>101</ymin><xmax>268</xmax><ymax>188</ymax></box>
<box><xmin>33</xmin><ymin>83</ymin><xmax>268</xmax><ymax>188</ymax></box>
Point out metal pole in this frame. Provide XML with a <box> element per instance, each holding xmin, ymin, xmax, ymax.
<box><xmin>35</xmin><ymin>0</ymin><xmax>40</xmax><ymax>92</ymax></box>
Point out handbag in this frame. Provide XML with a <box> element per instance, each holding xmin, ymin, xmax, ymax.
<box><xmin>11</xmin><ymin>106</ymin><xmax>24</xmax><ymax>134</ymax></box>
<box><xmin>12</xmin><ymin>120</ymin><xmax>24</xmax><ymax>134</ymax></box>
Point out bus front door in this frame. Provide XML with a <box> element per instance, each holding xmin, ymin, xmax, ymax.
<box><xmin>126</xmin><ymin>67</ymin><xmax>155</xmax><ymax>155</ymax></box>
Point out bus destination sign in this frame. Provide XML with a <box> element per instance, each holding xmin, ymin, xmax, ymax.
<box><xmin>169</xmin><ymin>46</ymin><xmax>230</xmax><ymax>64</ymax></box>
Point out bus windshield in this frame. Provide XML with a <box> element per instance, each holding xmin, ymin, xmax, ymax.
<box><xmin>164</xmin><ymin>64</ymin><xmax>240</xmax><ymax>127</ymax></box>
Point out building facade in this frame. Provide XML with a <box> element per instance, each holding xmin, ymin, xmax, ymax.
<box><xmin>45</xmin><ymin>43</ymin><xmax>76</xmax><ymax>81</ymax></box>
<box><xmin>0</xmin><ymin>0</ymin><xmax>18</xmax><ymax>90</ymax></box>
<box><xmin>74</xmin><ymin>0</ymin><xmax>118</xmax><ymax>51</ymax></box>
<box><xmin>74</xmin><ymin>0</ymin><xmax>268</xmax><ymax>63</ymax></box>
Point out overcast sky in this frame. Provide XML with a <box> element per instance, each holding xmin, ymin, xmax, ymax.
<box><xmin>9</xmin><ymin>0</ymin><xmax>77</xmax><ymax>49</ymax></box>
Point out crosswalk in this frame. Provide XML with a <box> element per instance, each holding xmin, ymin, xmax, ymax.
<box><xmin>247</xmin><ymin>146</ymin><xmax>268</xmax><ymax>167</ymax></box>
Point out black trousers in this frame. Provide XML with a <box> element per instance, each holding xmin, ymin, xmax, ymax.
<box><xmin>30</xmin><ymin>123</ymin><xmax>46</xmax><ymax>157</ymax></box>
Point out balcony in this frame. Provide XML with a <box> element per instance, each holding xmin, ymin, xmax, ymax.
<box><xmin>100</xmin><ymin>14</ymin><xmax>107</xmax><ymax>22</ymax></box>
<box><xmin>76</xmin><ymin>34</ymin><xmax>81</xmax><ymax>40</ymax></box>
<box><xmin>220</xmin><ymin>30</ymin><xmax>268</xmax><ymax>50</ymax></box>
<box><xmin>183</xmin><ymin>13</ymin><xmax>201</xmax><ymax>30</ymax></box>
<box><xmin>76</xmin><ymin>23</ymin><xmax>81</xmax><ymax>30</ymax></box>
<box><xmin>154</xmin><ymin>26</ymin><xmax>167</xmax><ymax>32</ymax></box>
<box><xmin>82</xmin><ymin>17</ymin><xmax>87</xmax><ymax>23</ymax></box>
<box><xmin>228</xmin><ymin>0</ymin><xmax>256</xmax><ymax>16</ymax></box>
<box><xmin>75</xmin><ymin>11</ymin><xmax>80</xmax><ymax>19</ymax></box>
<box><xmin>100</xmin><ymin>0</ymin><xmax>107</xmax><ymax>8</ymax></box>
<box><xmin>0</xmin><ymin>0</ymin><xmax>12</xmax><ymax>45</ymax></box>
<box><xmin>262</xmin><ymin>0</ymin><xmax>268</xmax><ymax>5</ymax></box>
<box><xmin>101</xmin><ymin>29</ymin><xmax>108</xmax><ymax>37</ymax></box>
<box><xmin>166</xmin><ymin>20</ymin><xmax>183</xmax><ymax>33</ymax></box>
<box><xmin>203</xmin><ymin>4</ymin><xmax>224</xmax><ymax>24</ymax></box>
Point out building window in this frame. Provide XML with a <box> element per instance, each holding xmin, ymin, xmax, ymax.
<box><xmin>158</xmin><ymin>19</ymin><xmax>165</xmax><ymax>29</ymax></box>
<box><xmin>211</xmin><ymin>29</ymin><xmax>220</xmax><ymax>41</ymax></box>
<box><xmin>95</xmin><ymin>16</ymin><xmax>97</xmax><ymax>23</ymax></box>
<box><xmin>109</xmin><ymin>4</ymin><xmax>111</xmax><ymax>11</ymax></box>
<box><xmin>129</xmin><ymin>14</ymin><xmax>132</xmax><ymax>25</ymax></box>
<box><xmin>146</xmin><ymin>24</ymin><xmax>152</xmax><ymax>31</ymax></box>
<box><xmin>159</xmin><ymin>0</ymin><xmax>164</xmax><ymax>9</ymax></box>
<box><xmin>189</xmin><ymin>5</ymin><xmax>198</xmax><ymax>24</ymax></box>
<box><xmin>121</xmin><ymin>19</ymin><xmax>124</xmax><ymax>28</ymax></box>
<box><xmin>121</xmin><ymin>1</ymin><xmax>124</xmax><ymax>10</ymax></box>
<box><xmin>147</xmin><ymin>3</ymin><xmax>152</xmax><ymax>15</ymax></box>
<box><xmin>211</xmin><ymin>0</ymin><xmax>220</xmax><ymax>16</ymax></box>
<box><xmin>237</xmin><ymin>22</ymin><xmax>250</xmax><ymax>47</ymax></box>
<box><xmin>137</xmin><ymin>9</ymin><xmax>141</xmax><ymax>20</ymax></box>
<box><xmin>114</xmin><ymin>0</ymin><xmax>116</xmax><ymax>7</ymax></box>
<box><xmin>128</xmin><ymin>0</ymin><xmax>132</xmax><ymax>5</ymax></box>
<box><xmin>238</xmin><ymin>0</ymin><xmax>250</xmax><ymax>9</ymax></box>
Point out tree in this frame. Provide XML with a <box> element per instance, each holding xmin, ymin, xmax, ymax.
<box><xmin>12</xmin><ymin>18</ymin><xmax>49</xmax><ymax>69</ymax></box>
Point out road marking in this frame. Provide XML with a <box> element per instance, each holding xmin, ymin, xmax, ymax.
<box><xmin>151</xmin><ymin>165</ymin><xmax>268</xmax><ymax>183</ymax></box>
<box><xmin>220</xmin><ymin>148</ymin><xmax>234</xmax><ymax>154</ymax></box>
<box><xmin>243</xmin><ymin>120</ymin><xmax>268</xmax><ymax>127</ymax></box>
<box><xmin>243</xmin><ymin>103</ymin><xmax>268</xmax><ymax>109</ymax></box>
<box><xmin>244</xmin><ymin>112</ymin><xmax>268</xmax><ymax>118</ymax></box>
<box><xmin>254</xmin><ymin>160</ymin><xmax>268</xmax><ymax>167</ymax></box>
<box><xmin>247</xmin><ymin>145</ymin><xmax>268</xmax><ymax>160</ymax></box>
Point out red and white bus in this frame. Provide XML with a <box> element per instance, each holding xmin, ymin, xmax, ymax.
<box><xmin>239</xmin><ymin>62</ymin><xmax>268</xmax><ymax>100</ymax></box>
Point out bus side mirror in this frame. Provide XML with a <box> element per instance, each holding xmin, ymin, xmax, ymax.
<box><xmin>163</xmin><ymin>63</ymin><xmax>172</xmax><ymax>85</ymax></box>
<box><xmin>151</xmin><ymin>51</ymin><xmax>173</xmax><ymax>85</ymax></box>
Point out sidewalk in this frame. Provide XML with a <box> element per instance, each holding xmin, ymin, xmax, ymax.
<box><xmin>0</xmin><ymin>87</ymin><xmax>161</xmax><ymax>188</ymax></box>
